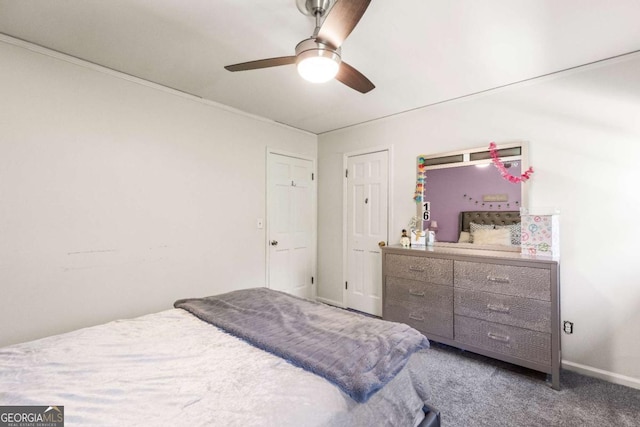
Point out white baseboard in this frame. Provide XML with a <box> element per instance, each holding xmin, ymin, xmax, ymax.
<box><xmin>562</xmin><ymin>360</ymin><xmax>640</xmax><ymax>390</ymax></box>
<box><xmin>315</xmin><ymin>296</ymin><xmax>345</xmax><ymax>308</ymax></box>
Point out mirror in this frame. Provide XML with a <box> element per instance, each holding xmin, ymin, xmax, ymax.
<box><xmin>416</xmin><ymin>142</ymin><xmax>529</xmax><ymax>244</ymax></box>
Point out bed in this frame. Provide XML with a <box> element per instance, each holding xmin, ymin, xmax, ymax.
<box><xmin>458</xmin><ymin>210</ymin><xmax>521</xmax><ymax>233</ymax></box>
<box><xmin>0</xmin><ymin>288</ymin><xmax>440</xmax><ymax>427</ymax></box>
<box><xmin>435</xmin><ymin>210</ymin><xmax>521</xmax><ymax>252</ymax></box>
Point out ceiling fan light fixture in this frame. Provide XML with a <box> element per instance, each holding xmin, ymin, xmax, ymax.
<box><xmin>297</xmin><ymin>55</ymin><xmax>340</xmax><ymax>83</ymax></box>
<box><xmin>295</xmin><ymin>39</ymin><xmax>341</xmax><ymax>83</ymax></box>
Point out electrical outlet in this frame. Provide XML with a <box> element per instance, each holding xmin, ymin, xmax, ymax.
<box><xmin>563</xmin><ymin>321</ymin><xmax>574</xmax><ymax>334</ymax></box>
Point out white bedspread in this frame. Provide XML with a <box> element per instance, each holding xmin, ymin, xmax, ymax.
<box><xmin>0</xmin><ymin>309</ymin><xmax>431</xmax><ymax>426</ymax></box>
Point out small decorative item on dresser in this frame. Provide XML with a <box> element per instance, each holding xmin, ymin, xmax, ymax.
<box><xmin>411</xmin><ymin>229</ymin><xmax>426</xmax><ymax>246</ymax></box>
<box><xmin>520</xmin><ymin>208</ymin><xmax>560</xmax><ymax>257</ymax></box>
<box><xmin>400</xmin><ymin>229</ymin><xmax>411</xmax><ymax>247</ymax></box>
<box><xmin>426</xmin><ymin>230</ymin><xmax>436</xmax><ymax>246</ymax></box>
<box><xmin>427</xmin><ymin>220</ymin><xmax>438</xmax><ymax>246</ymax></box>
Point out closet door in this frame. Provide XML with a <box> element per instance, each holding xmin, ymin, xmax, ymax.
<box><xmin>267</xmin><ymin>153</ymin><xmax>315</xmax><ymax>299</ymax></box>
<box><xmin>346</xmin><ymin>150</ymin><xmax>389</xmax><ymax>315</ymax></box>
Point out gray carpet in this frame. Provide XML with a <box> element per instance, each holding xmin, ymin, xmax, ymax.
<box><xmin>422</xmin><ymin>342</ymin><xmax>640</xmax><ymax>427</ymax></box>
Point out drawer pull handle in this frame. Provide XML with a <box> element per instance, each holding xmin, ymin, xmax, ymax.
<box><xmin>487</xmin><ymin>275</ymin><xmax>510</xmax><ymax>283</ymax></box>
<box><xmin>409</xmin><ymin>266</ymin><xmax>425</xmax><ymax>272</ymax></box>
<box><xmin>409</xmin><ymin>313</ymin><xmax>425</xmax><ymax>322</ymax></box>
<box><xmin>487</xmin><ymin>304</ymin><xmax>510</xmax><ymax>313</ymax></box>
<box><xmin>409</xmin><ymin>289</ymin><xmax>425</xmax><ymax>297</ymax></box>
<box><xmin>487</xmin><ymin>332</ymin><xmax>510</xmax><ymax>343</ymax></box>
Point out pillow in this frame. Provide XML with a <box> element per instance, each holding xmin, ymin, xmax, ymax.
<box><xmin>469</xmin><ymin>222</ymin><xmax>495</xmax><ymax>243</ymax></box>
<box><xmin>458</xmin><ymin>231</ymin><xmax>471</xmax><ymax>243</ymax></box>
<box><xmin>472</xmin><ymin>228</ymin><xmax>512</xmax><ymax>246</ymax></box>
<box><xmin>496</xmin><ymin>223</ymin><xmax>521</xmax><ymax>246</ymax></box>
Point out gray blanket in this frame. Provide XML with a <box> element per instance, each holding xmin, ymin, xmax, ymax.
<box><xmin>174</xmin><ymin>288</ymin><xmax>430</xmax><ymax>403</ymax></box>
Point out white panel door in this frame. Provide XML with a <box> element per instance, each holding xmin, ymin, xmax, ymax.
<box><xmin>346</xmin><ymin>150</ymin><xmax>388</xmax><ymax>315</ymax></box>
<box><xmin>267</xmin><ymin>153</ymin><xmax>314</xmax><ymax>299</ymax></box>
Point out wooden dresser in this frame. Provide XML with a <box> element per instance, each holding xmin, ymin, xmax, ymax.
<box><xmin>382</xmin><ymin>245</ymin><xmax>561</xmax><ymax>389</ymax></box>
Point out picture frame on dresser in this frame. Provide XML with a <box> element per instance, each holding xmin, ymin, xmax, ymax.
<box><xmin>381</xmin><ymin>244</ymin><xmax>561</xmax><ymax>390</ymax></box>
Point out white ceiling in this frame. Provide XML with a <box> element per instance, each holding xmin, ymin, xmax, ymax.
<box><xmin>1</xmin><ymin>0</ymin><xmax>639</xmax><ymax>134</ymax></box>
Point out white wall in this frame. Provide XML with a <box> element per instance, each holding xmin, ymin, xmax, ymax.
<box><xmin>0</xmin><ymin>39</ymin><xmax>316</xmax><ymax>347</ymax></box>
<box><xmin>317</xmin><ymin>54</ymin><xmax>640</xmax><ymax>387</ymax></box>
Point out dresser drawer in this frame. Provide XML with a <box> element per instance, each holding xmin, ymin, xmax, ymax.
<box><xmin>454</xmin><ymin>289</ymin><xmax>551</xmax><ymax>333</ymax></box>
<box><xmin>455</xmin><ymin>316</ymin><xmax>551</xmax><ymax>365</ymax></box>
<box><xmin>386</xmin><ymin>254</ymin><xmax>453</xmax><ymax>285</ymax></box>
<box><xmin>386</xmin><ymin>276</ymin><xmax>452</xmax><ymax>304</ymax></box>
<box><xmin>454</xmin><ymin>261</ymin><xmax>550</xmax><ymax>300</ymax></box>
<box><xmin>385</xmin><ymin>294</ymin><xmax>453</xmax><ymax>339</ymax></box>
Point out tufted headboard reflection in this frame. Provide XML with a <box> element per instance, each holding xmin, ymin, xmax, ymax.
<box><xmin>460</xmin><ymin>211</ymin><xmax>521</xmax><ymax>233</ymax></box>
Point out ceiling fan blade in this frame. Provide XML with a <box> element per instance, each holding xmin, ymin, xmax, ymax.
<box><xmin>336</xmin><ymin>61</ymin><xmax>375</xmax><ymax>93</ymax></box>
<box><xmin>224</xmin><ymin>56</ymin><xmax>296</xmax><ymax>72</ymax></box>
<box><xmin>316</xmin><ymin>0</ymin><xmax>371</xmax><ymax>49</ymax></box>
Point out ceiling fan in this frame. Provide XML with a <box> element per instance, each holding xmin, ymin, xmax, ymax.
<box><xmin>224</xmin><ymin>0</ymin><xmax>375</xmax><ymax>94</ymax></box>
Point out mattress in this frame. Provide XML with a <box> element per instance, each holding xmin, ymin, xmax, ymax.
<box><xmin>0</xmin><ymin>308</ymin><xmax>432</xmax><ymax>426</ymax></box>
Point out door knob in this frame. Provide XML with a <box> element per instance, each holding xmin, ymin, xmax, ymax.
<box><xmin>270</xmin><ymin>240</ymin><xmax>278</xmax><ymax>246</ymax></box>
